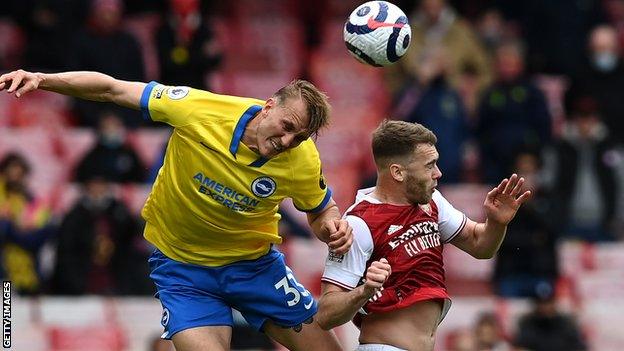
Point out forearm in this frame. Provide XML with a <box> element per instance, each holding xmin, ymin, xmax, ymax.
<box><xmin>36</xmin><ymin>71</ymin><xmax>145</xmax><ymax>110</ymax></box>
<box><xmin>308</xmin><ymin>204</ymin><xmax>341</xmax><ymax>242</ymax></box>
<box><xmin>317</xmin><ymin>286</ymin><xmax>372</xmax><ymax>330</ymax></box>
<box><xmin>472</xmin><ymin>219</ymin><xmax>508</xmax><ymax>259</ymax></box>
<box><xmin>38</xmin><ymin>71</ymin><xmax>118</xmax><ymax>101</ymax></box>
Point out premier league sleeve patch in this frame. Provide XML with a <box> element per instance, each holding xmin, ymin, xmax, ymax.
<box><xmin>167</xmin><ymin>86</ymin><xmax>190</xmax><ymax>100</ymax></box>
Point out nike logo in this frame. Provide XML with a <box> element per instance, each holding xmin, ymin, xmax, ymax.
<box><xmin>304</xmin><ymin>298</ymin><xmax>314</xmax><ymax>310</ymax></box>
<box><xmin>367</xmin><ymin>16</ymin><xmax>405</xmax><ymax>30</ymax></box>
<box><xmin>200</xmin><ymin>142</ymin><xmax>219</xmax><ymax>153</ymax></box>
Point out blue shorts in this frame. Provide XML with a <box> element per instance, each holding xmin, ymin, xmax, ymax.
<box><xmin>148</xmin><ymin>248</ymin><xmax>317</xmax><ymax>339</ymax></box>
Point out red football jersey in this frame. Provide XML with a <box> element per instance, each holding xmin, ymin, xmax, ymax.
<box><xmin>322</xmin><ymin>187</ymin><xmax>466</xmax><ymax>321</ymax></box>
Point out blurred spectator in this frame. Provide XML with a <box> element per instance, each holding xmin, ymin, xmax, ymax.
<box><xmin>548</xmin><ymin>97</ymin><xmax>620</xmax><ymax>242</ymax></box>
<box><xmin>475</xmin><ymin>8</ymin><xmax>511</xmax><ymax>56</ymax></box>
<box><xmin>51</xmin><ymin>176</ymin><xmax>151</xmax><ymax>295</ymax></box>
<box><xmin>10</xmin><ymin>0</ymin><xmax>89</xmax><ymax>71</ymax></box>
<box><xmin>403</xmin><ymin>46</ymin><xmax>470</xmax><ymax>183</ymax></box>
<box><xmin>155</xmin><ymin>0</ymin><xmax>222</xmax><ymax>89</ymax></box>
<box><xmin>476</xmin><ymin>39</ymin><xmax>552</xmax><ymax>183</ymax></box>
<box><xmin>473</xmin><ymin>312</ymin><xmax>512</xmax><ymax>351</ymax></box>
<box><xmin>75</xmin><ymin>111</ymin><xmax>146</xmax><ymax>183</ymax></box>
<box><xmin>68</xmin><ymin>0</ymin><xmax>145</xmax><ymax>127</ymax></box>
<box><xmin>497</xmin><ymin>0</ymin><xmax>604</xmax><ymax>75</ymax></box>
<box><xmin>604</xmin><ymin>0</ymin><xmax>624</xmax><ymax>48</ymax></box>
<box><xmin>0</xmin><ymin>152</ymin><xmax>54</xmax><ymax>295</ymax></box>
<box><xmin>388</xmin><ymin>0</ymin><xmax>492</xmax><ymax>99</ymax></box>
<box><xmin>446</xmin><ymin>328</ymin><xmax>477</xmax><ymax>351</ymax></box>
<box><xmin>514</xmin><ymin>283</ymin><xmax>587</xmax><ymax>351</ymax></box>
<box><xmin>493</xmin><ymin>148</ymin><xmax>558</xmax><ymax>297</ymax></box>
<box><xmin>566</xmin><ymin>25</ymin><xmax>624</xmax><ymax>143</ymax></box>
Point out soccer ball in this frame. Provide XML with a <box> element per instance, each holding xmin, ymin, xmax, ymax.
<box><xmin>343</xmin><ymin>1</ymin><xmax>412</xmax><ymax>67</ymax></box>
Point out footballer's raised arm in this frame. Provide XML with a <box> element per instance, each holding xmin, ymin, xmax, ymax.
<box><xmin>0</xmin><ymin>69</ymin><xmax>146</xmax><ymax>110</ymax></box>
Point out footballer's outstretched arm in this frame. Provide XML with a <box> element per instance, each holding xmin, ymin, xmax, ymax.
<box><xmin>0</xmin><ymin>69</ymin><xmax>146</xmax><ymax>110</ymax></box>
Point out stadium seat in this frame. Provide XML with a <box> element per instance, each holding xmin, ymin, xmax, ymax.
<box><xmin>7</xmin><ymin>90</ymin><xmax>72</xmax><ymax>127</ymax></box>
<box><xmin>48</xmin><ymin>325</ymin><xmax>126</xmax><ymax>351</ymax></box>
<box><xmin>123</xmin><ymin>13</ymin><xmax>161</xmax><ymax>81</ymax></box>
<box><xmin>54</xmin><ymin>128</ymin><xmax>97</xmax><ymax>177</ymax></box>
<box><xmin>119</xmin><ymin>183</ymin><xmax>152</xmax><ymax>214</ymax></box>
<box><xmin>127</xmin><ymin>128</ymin><xmax>171</xmax><ymax>168</ymax></box>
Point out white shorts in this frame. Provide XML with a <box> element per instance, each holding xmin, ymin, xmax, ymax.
<box><xmin>356</xmin><ymin>344</ymin><xmax>407</xmax><ymax>351</ymax></box>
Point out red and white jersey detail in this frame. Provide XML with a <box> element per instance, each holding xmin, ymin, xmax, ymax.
<box><xmin>322</xmin><ymin>187</ymin><xmax>467</xmax><ymax>317</ymax></box>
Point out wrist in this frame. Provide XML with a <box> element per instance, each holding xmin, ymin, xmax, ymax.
<box><xmin>360</xmin><ymin>284</ymin><xmax>377</xmax><ymax>299</ymax></box>
<box><xmin>35</xmin><ymin>72</ymin><xmax>47</xmax><ymax>88</ymax></box>
<box><xmin>485</xmin><ymin>218</ymin><xmax>507</xmax><ymax>231</ymax></box>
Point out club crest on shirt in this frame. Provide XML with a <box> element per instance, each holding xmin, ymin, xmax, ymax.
<box><xmin>167</xmin><ymin>86</ymin><xmax>190</xmax><ymax>100</ymax></box>
<box><xmin>251</xmin><ymin>176</ymin><xmax>276</xmax><ymax>198</ymax></box>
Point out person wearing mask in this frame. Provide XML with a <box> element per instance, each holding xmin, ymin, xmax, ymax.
<box><xmin>75</xmin><ymin>111</ymin><xmax>146</xmax><ymax>183</ymax></box>
<box><xmin>567</xmin><ymin>25</ymin><xmax>624</xmax><ymax>143</ymax></box>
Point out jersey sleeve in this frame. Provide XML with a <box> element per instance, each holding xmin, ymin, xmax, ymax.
<box><xmin>140</xmin><ymin>81</ymin><xmax>211</xmax><ymax>127</ymax></box>
<box><xmin>433</xmin><ymin>190</ymin><xmax>467</xmax><ymax>243</ymax></box>
<box><xmin>321</xmin><ymin>215</ymin><xmax>373</xmax><ymax>290</ymax></box>
<box><xmin>290</xmin><ymin>141</ymin><xmax>332</xmax><ymax>213</ymax></box>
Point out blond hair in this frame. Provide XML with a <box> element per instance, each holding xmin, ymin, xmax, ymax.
<box><xmin>273</xmin><ymin>79</ymin><xmax>330</xmax><ymax>137</ymax></box>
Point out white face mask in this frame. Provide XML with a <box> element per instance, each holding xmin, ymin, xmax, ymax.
<box><xmin>593</xmin><ymin>52</ymin><xmax>618</xmax><ymax>72</ymax></box>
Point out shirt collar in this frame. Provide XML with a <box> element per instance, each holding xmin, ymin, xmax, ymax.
<box><xmin>229</xmin><ymin>104</ymin><xmax>262</xmax><ymax>157</ymax></box>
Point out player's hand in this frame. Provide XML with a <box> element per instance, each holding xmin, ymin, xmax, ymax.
<box><xmin>363</xmin><ymin>258</ymin><xmax>391</xmax><ymax>297</ymax></box>
<box><xmin>0</xmin><ymin>69</ymin><xmax>42</xmax><ymax>98</ymax></box>
<box><xmin>325</xmin><ymin>218</ymin><xmax>353</xmax><ymax>255</ymax></box>
<box><xmin>484</xmin><ymin>173</ymin><xmax>532</xmax><ymax>225</ymax></box>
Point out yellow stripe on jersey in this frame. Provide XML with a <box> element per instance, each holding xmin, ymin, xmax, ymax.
<box><xmin>139</xmin><ymin>82</ymin><xmax>331</xmax><ymax>266</ymax></box>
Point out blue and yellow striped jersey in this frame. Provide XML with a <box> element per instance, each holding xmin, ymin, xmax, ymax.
<box><xmin>139</xmin><ymin>83</ymin><xmax>331</xmax><ymax>266</ymax></box>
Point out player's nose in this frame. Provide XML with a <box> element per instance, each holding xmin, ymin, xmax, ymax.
<box><xmin>433</xmin><ymin>165</ymin><xmax>442</xmax><ymax>179</ymax></box>
<box><xmin>281</xmin><ymin>133</ymin><xmax>295</xmax><ymax>148</ymax></box>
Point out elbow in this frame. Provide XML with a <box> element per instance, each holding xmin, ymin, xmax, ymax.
<box><xmin>471</xmin><ymin>249</ymin><xmax>496</xmax><ymax>260</ymax></box>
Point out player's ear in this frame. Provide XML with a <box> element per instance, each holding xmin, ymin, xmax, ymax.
<box><xmin>389</xmin><ymin>163</ymin><xmax>404</xmax><ymax>182</ymax></box>
<box><xmin>265</xmin><ymin>97</ymin><xmax>277</xmax><ymax>109</ymax></box>
<box><xmin>260</xmin><ymin>98</ymin><xmax>276</xmax><ymax>118</ymax></box>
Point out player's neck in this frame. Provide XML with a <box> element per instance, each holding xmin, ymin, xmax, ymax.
<box><xmin>371</xmin><ymin>183</ymin><xmax>411</xmax><ymax>206</ymax></box>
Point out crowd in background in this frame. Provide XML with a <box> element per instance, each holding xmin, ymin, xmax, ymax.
<box><xmin>3</xmin><ymin>0</ymin><xmax>624</xmax><ymax>349</ymax></box>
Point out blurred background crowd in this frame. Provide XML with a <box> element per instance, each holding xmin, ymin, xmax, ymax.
<box><xmin>1</xmin><ymin>0</ymin><xmax>624</xmax><ymax>350</ymax></box>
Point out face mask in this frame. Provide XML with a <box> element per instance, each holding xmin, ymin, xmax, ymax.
<box><xmin>593</xmin><ymin>52</ymin><xmax>618</xmax><ymax>72</ymax></box>
<box><xmin>100</xmin><ymin>131</ymin><xmax>124</xmax><ymax>148</ymax></box>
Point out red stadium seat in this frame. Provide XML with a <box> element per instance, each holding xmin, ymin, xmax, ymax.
<box><xmin>124</xmin><ymin>13</ymin><xmax>162</xmax><ymax>81</ymax></box>
<box><xmin>127</xmin><ymin>128</ymin><xmax>171</xmax><ymax>168</ymax></box>
<box><xmin>7</xmin><ymin>90</ymin><xmax>73</xmax><ymax>128</ymax></box>
<box><xmin>54</xmin><ymin>128</ymin><xmax>97</xmax><ymax>176</ymax></box>
<box><xmin>48</xmin><ymin>325</ymin><xmax>126</xmax><ymax>351</ymax></box>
